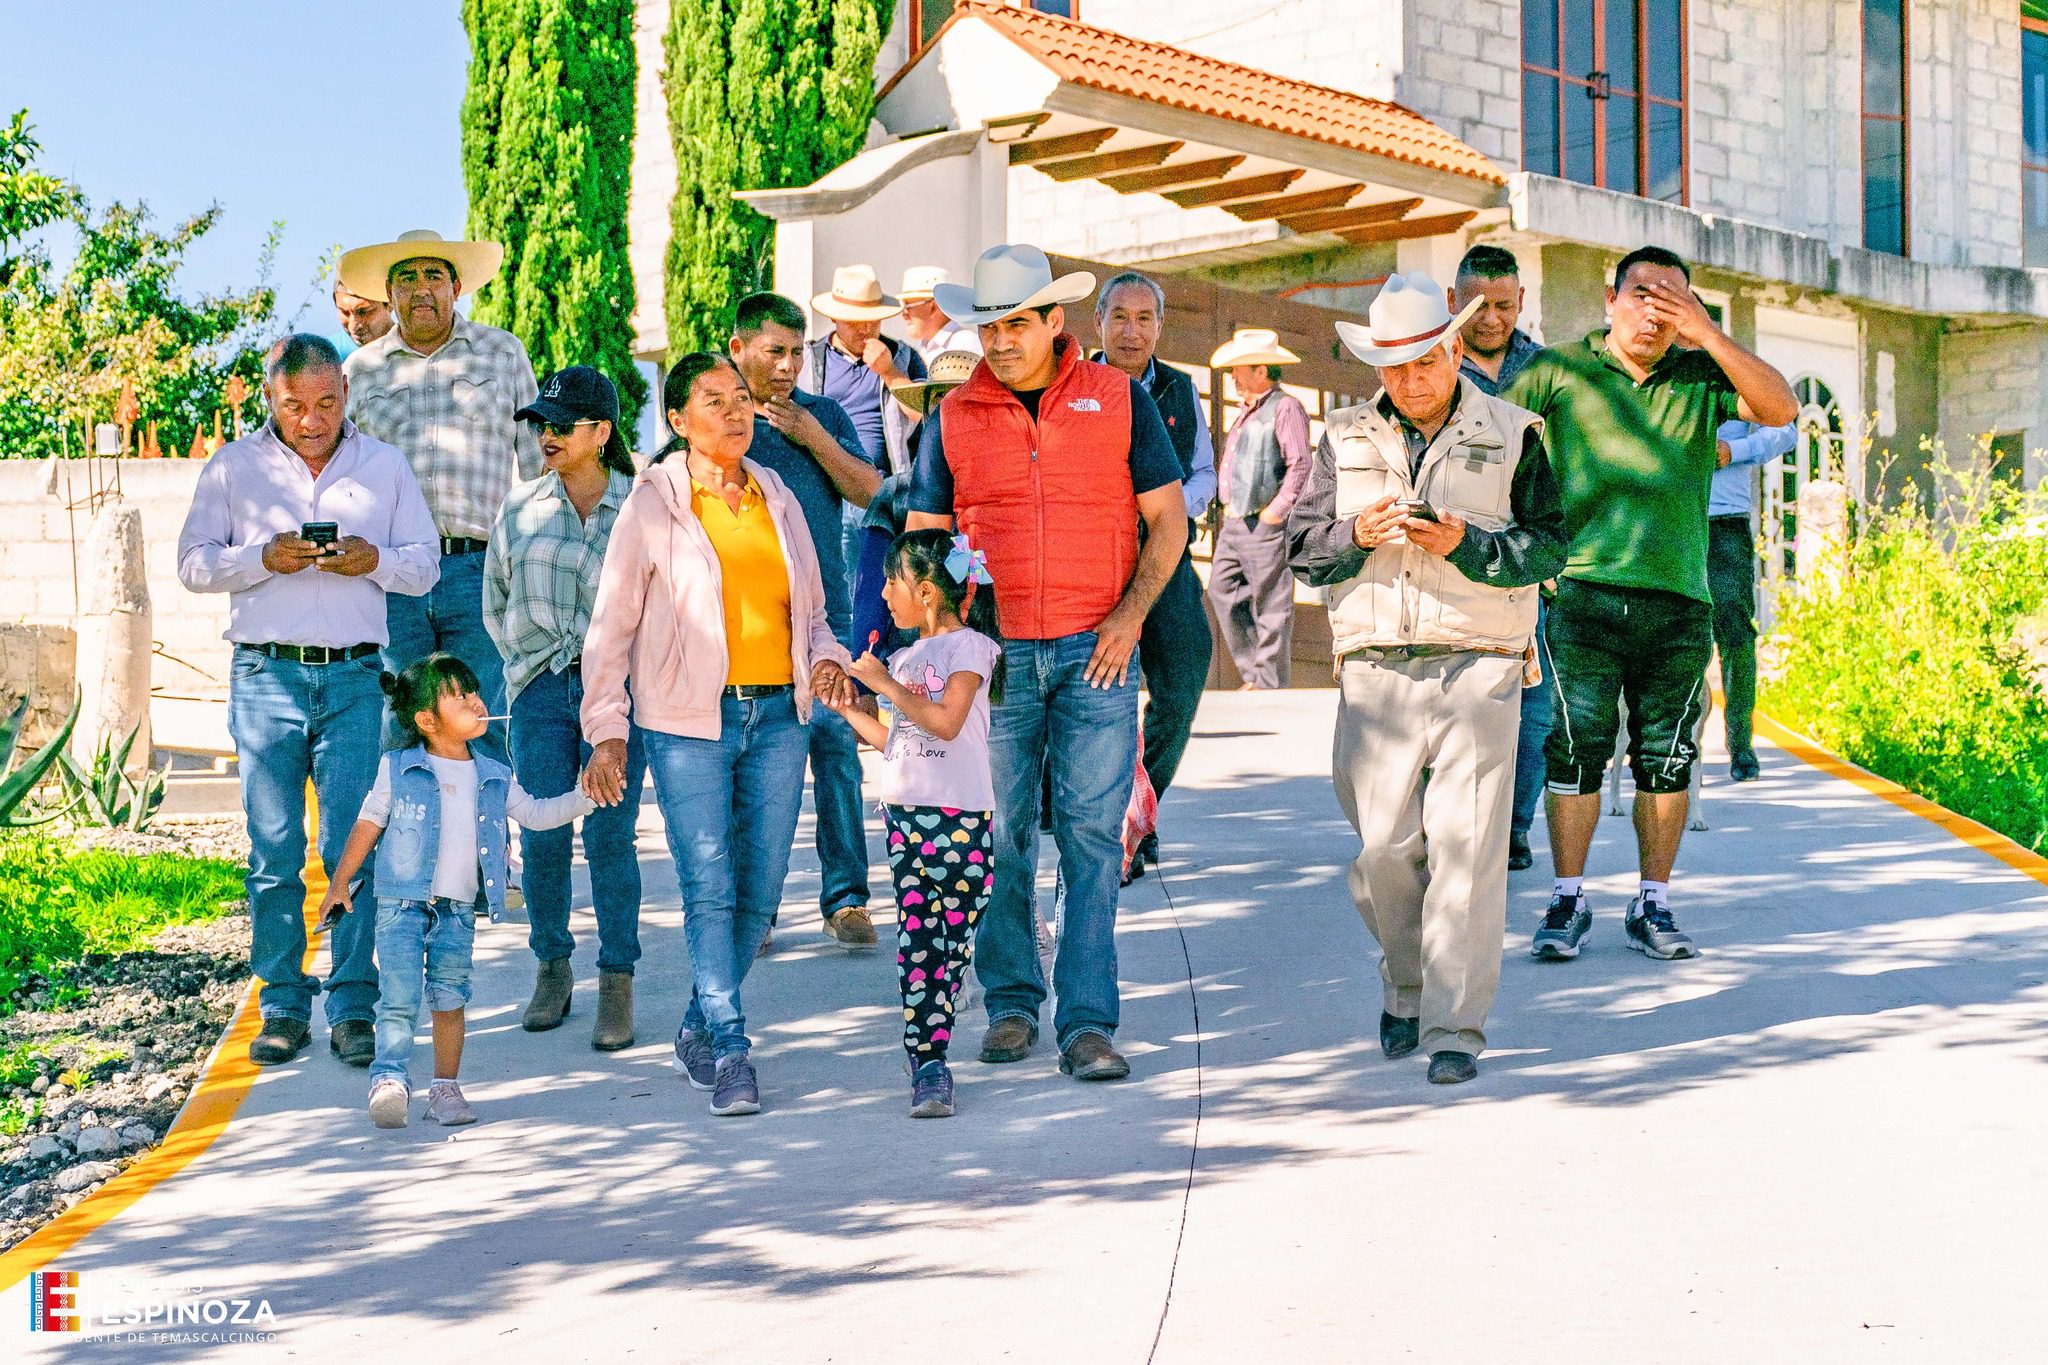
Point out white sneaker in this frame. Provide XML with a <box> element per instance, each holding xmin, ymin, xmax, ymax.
<box><xmin>368</xmin><ymin>1079</ymin><xmax>410</xmax><ymax>1129</ymax></box>
<box><xmin>424</xmin><ymin>1080</ymin><xmax>477</xmax><ymax>1126</ymax></box>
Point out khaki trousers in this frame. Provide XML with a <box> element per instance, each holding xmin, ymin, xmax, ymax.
<box><xmin>1332</xmin><ymin>652</ymin><xmax>1522</xmax><ymax>1055</ymax></box>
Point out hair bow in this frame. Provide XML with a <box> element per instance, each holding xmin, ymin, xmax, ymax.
<box><xmin>946</xmin><ymin>535</ymin><xmax>993</xmax><ymax>587</ymax></box>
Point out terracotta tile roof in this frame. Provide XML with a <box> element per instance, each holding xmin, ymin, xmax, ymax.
<box><xmin>951</xmin><ymin>1</ymin><xmax>1504</xmax><ymax>187</ymax></box>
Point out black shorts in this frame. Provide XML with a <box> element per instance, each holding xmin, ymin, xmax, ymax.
<box><xmin>1542</xmin><ymin>578</ymin><xmax>1713</xmax><ymax>796</ymax></box>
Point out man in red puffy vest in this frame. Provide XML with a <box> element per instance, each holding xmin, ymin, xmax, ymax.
<box><xmin>907</xmin><ymin>244</ymin><xmax>1188</xmax><ymax>1082</ymax></box>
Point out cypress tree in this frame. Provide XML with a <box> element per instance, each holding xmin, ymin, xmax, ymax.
<box><xmin>461</xmin><ymin>0</ymin><xmax>648</xmax><ymax>430</ymax></box>
<box><xmin>664</xmin><ymin>1</ymin><xmax>890</xmax><ymax>355</ymax></box>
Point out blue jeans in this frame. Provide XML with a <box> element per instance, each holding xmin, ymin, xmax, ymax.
<box><xmin>1511</xmin><ymin>600</ymin><xmax>1556</xmax><ymax>844</ymax></box>
<box><xmin>384</xmin><ymin>549</ymin><xmax>507</xmax><ymax>765</ymax></box>
<box><xmin>809</xmin><ymin>608</ymin><xmax>870</xmax><ymax>919</ymax></box>
<box><xmin>643</xmin><ymin>692</ymin><xmax>810</xmax><ymax>1059</ymax></box>
<box><xmin>225</xmin><ymin>647</ymin><xmax>384</xmax><ymax>1026</ymax></box>
<box><xmin>982</xmin><ymin>632</ymin><xmax>1138</xmax><ymax>1050</ymax></box>
<box><xmin>508</xmin><ymin>666</ymin><xmax>647</xmax><ymax>973</ymax></box>
<box><xmin>369</xmin><ymin>897</ymin><xmax>475</xmax><ymax>1089</ymax></box>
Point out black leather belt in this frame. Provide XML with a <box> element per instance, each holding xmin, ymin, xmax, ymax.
<box><xmin>241</xmin><ymin>642</ymin><xmax>381</xmax><ymax>665</ymax></box>
<box><xmin>440</xmin><ymin>536</ymin><xmax>488</xmax><ymax>555</ymax></box>
<box><xmin>724</xmin><ymin>683</ymin><xmax>793</xmax><ymax>699</ymax></box>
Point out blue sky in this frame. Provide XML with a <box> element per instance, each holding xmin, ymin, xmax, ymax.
<box><xmin>2</xmin><ymin>1</ymin><xmax>469</xmax><ymax>334</ymax></box>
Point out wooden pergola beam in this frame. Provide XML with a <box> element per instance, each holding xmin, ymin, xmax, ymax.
<box><xmin>1161</xmin><ymin>169</ymin><xmax>1303</xmax><ymax>208</ymax></box>
<box><xmin>1099</xmin><ymin>154</ymin><xmax>1246</xmax><ymax>194</ymax></box>
<box><xmin>1007</xmin><ymin>128</ymin><xmax>1115</xmax><ymax>165</ymax></box>
<box><xmin>1276</xmin><ymin>196</ymin><xmax>1424</xmax><ymax>235</ymax></box>
<box><xmin>1223</xmin><ymin>183</ymin><xmax>1363</xmax><ymax>222</ymax></box>
<box><xmin>1333</xmin><ymin>210</ymin><xmax>1479</xmax><ymax>246</ymax></box>
<box><xmin>1034</xmin><ymin>140</ymin><xmax>1185</xmax><ymax>182</ymax></box>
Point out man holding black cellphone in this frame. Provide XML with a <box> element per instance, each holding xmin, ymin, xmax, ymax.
<box><xmin>1288</xmin><ymin>273</ymin><xmax>1565</xmax><ymax>1085</ymax></box>
<box><xmin>179</xmin><ymin>334</ymin><xmax>440</xmax><ymax>1072</ymax></box>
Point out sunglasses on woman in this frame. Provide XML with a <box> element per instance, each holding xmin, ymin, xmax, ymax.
<box><xmin>531</xmin><ymin>417</ymin><xmax>602</xmax><ymax>438</ymax></box>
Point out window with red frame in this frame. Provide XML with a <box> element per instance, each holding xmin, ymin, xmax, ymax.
<box><xmin>1521</xmin><ymin>0</ymin><xmax>1688</xmax><ymax>204</ymax></box>
<box><xmin>1862</xmin><ymin>0</ymin><xmax>1909</xmax><ymax>256</ymax></box>
<box><xmin>2024</xmin><ymin>3</ymin><xmax>2048</xmax><ymax>265</ymax></box>
<box><xmin>913</xmin><ymin>2</ymin><xmax>1076</xmax><ymax>53</ymax></box>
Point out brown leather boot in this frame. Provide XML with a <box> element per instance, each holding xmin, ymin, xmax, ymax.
<box><xmin>592</xmin><ymin>970</ymin><xmax>634</xmax><ymax>1052</ymax></box>
<box><xmin>522</xmin><ymin>958</ymin><xmax>573</xmax><ymax>1032</ymax></box>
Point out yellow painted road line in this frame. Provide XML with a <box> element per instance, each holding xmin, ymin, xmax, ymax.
<box><xmin>0</xmin><ymin>791</ymin><xmax>330</xmax><ymax>1291</ymax></box>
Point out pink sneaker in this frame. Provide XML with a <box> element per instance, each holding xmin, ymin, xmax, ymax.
<box><xmin>368</xmin><ymin>1079</ymin><xmax>409</xmax><ymax>1129</ymax></box>
<box><xmin>424</xmin><ymin>1080</ymin><xmax>476</xmax><ymax>1126</ymax></box>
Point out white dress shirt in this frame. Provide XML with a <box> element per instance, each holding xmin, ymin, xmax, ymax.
<box><xmin>916</xmin><ymin>317</ymin><xmax>983</xmax><ymax>361</ymax></box>
<box><xmin>177</xmin><ymin>421</ymin><xmax>441</xmax><ymax>647</ymax></box>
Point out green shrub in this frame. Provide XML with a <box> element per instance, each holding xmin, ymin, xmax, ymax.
<box><xmin>0</xmin><ymin>834</ymin><xmax>246</xmax><ymax>999</ymax></box>
<box><xmin>1762</xmin><ymin>441</ymin><xmax>2048</xmax><ymax>852</ymax></box>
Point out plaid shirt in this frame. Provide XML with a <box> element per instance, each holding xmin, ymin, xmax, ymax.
<box><xmin>344</xmin><ymin>315</ymin><xmax>543</xmax><ymax>539</ymax></box>
<box><xmin>483</xmin><ymin>467</ymin><xmax>633</xmax><ymax>702</ymax></box>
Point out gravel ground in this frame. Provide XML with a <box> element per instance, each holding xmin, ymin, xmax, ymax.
<box><xmin>0</xmin><ymin>827</ymin><xmax>253</xmax><ymax>1251</ymax></box>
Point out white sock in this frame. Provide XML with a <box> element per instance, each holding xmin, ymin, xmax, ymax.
<box><xmin>1552</xmin><ymin>877</ymin><xmax>1584</xmax><ymax>901</ymax></box>
<box><xmin>1639</xmin><ymin>880</ymin><xmax>1670</xmax><ymax>906</ymax></box>
<box><xmin>430</xmin><ymin>1076</ymin><xmax>458</xmax><ymax>1087</ymax></box>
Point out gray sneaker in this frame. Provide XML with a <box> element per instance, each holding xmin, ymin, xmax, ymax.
<box><xmin>1531</xmin><ymin>894</ymin><xmax>1592</xmax><ymax>960</ymax></box>
<box><xmin>367</xmin><ymin>1078</ymin><xmax>409</xmax><ymax>1130</ymax></box>
<box><xmin>1625</xmin><ymin>898</ymin><xmax>1699</xmax><ymax>960</ymax></box>
<box><xmin>673</xmin><ymin>1026</ymin><xmax>716</xmax><ymax>1091</ymax></box>
<box><xmin>709</xmin><ymin>1051</ymin><xmax>760</xmax><ymax>1116</ymax></box>
<box><xmin>910</xmin><ymin>1060</ymin><xmax>954</xmax><ymax>1118</ymax></box>
<box><xmin>424</xmin><ymin>1080</ymin><xmax>476</xmax><ymax>1126</ymax></box>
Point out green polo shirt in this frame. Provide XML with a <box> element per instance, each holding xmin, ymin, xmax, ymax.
<box><xmin>1502</xmin><ymin>330</ymin><xmax>1738</xmax><ymax>604</ymax></box>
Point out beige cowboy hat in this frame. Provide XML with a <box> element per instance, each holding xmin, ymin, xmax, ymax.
<box><xmin>1209</xmin><ymin>328</ymin><xmax>1301</xmax><ymax>369</ymax></box>
<box><xmin>931</xmin><ymin>244</ymin><xmax>1095</xmax><ymax>327</ymax></box>
<box><xmin>1335</xmin><ymin>271</ymin><xmax>1483</xmax><ymax>368</ymax></box>
<box><xmin>338</xmin><ymin>228</ymin><xmax>504</xmax><ymax>304</ymax></box>
<box><xmin>811</xmin><ymin>264</ymin><xmax>902</xmax><ymax>322</ymax></box>
<box><xmin>888</xmin><ymin>349</ymin><xmax>980</xmax><ymax>416</ymax></box>
<box><xmin>897</xmin><ymin>265</ymin><xmax>950</xmax><ymax>302</ymax></box>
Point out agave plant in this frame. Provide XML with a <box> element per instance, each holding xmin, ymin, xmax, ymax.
<box><xmin>0</xmin><ymin>693</ymin><xmax>80</xmax><ymax>828</ymax></box>
<box><xmin>56</xmin><ymin>722</ymin><xmax>168</xmax><ymax>832</ymax></box>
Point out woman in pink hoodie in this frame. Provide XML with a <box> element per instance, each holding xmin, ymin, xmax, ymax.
<box><xmin>580</xmin><ymin>353</ymin><xmax>854</xmax><ymax>1117</ymax></box>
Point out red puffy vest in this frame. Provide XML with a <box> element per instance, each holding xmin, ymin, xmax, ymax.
<box><xmin>938</xmin><ymin>337</ymin><xmax>1137</xmax><ymax>640</ymax></box>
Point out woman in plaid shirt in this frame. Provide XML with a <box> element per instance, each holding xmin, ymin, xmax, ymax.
<box><xmin>484</xmin><ymin>367</ymin><xmax>649</xmax><ymax>1053</ymax></box>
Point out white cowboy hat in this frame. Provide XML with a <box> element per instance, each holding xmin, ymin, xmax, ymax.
<box><xmin>337</xmin><ymin>229</ymin><xmax>504</xmax><ymax>304</ymax></box>
<box><xmin>1209</xmin><ymin>328</ymin><xmax>1301</xmax><ymax>369</ymax></box>
<box><xmin>897</xmin><ymin>265</ymin><xmax>950</xmax><ymax>302</ymax></box>
<box><xmin>888</xmin><ymin>349</ymin><xmax>980</xmax><ymax>416</ymax></box>
<box><xmin>811</xmin><ymin>264</ymin><xmax>902</xmax><ymax>322</ymax></box>
<box><xmin>931</xmin><ymin>244</ymin><xmax>1096</xmax><ymax>327</ymax></box>
<box><xmin>1334</xmin><ymin>271</ymin><xmax>1483</xmax><ymax>367</ymax></box>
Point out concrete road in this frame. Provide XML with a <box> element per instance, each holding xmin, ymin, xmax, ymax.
<box><xmin>10</xmin><ymin>692</ymin><xmax>2046</xmax><ymax>1363</ymax></box>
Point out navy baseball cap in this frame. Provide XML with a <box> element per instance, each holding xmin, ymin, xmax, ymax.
<box><xmin>516</xmin><ymin>366</ymin><xmax>620</xmax><ymax>428</ymax></box>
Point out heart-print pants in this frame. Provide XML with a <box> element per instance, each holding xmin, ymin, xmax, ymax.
<box><xmin>884</xmin><ymin>804</ymin><xmax>994</xmax><ymax>1061</ymax></box>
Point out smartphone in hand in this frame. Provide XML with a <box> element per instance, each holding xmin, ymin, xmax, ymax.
<box><xmin>301</xmin><ymin>521</ymin><xmax>340</xmax><ymax>555</ymax></box>
<box><xmin>1396</xmin><ymin>499</ymin><xmax>1440</xmax><ymax>523</ymax></box>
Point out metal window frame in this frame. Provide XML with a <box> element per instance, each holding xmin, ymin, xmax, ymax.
<box><xmin>1859</xmin><ymin>0</ymin><xmax>1911</xmax><ymax>256</ymax></box>
<box><xmin>1521</xmin><ymin>0</ymin><xmax>1690</xmax><ymax>205</ymax></box>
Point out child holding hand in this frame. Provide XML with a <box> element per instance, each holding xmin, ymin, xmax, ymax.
<box><xmin>826</xmin><ymin>530</ymin><xmax>1003</xmax><ymax>1118</ymax></box>
<box><xmin>321</xmin><ymin>653</ymin><xmax>593</xmax><ymax>1130</ymax></box>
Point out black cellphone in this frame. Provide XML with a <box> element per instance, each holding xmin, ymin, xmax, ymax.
<box><xmin>1396</xmin><ymin>499</ymin><xmax>1440</xmax><ymax>523</ymax></box>
<box><xmin>301</xmin><ymin>521</ymin><xmax>339</xmax><ymax>550</ymax></box>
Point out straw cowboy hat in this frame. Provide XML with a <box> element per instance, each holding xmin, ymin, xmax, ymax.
<box><xmin>888</xmin><ymin>349</ymin><xmax>980</xmax><ymax>416</ymax></box>
<box><xmin>931</xmin><ymin>244</ymin><xmax>1095</xmax><ymax>326</ymax></box>
<box><xmin>1334</xmin><ymin>271</ymin><xmax>1483</xmax><ymax>368</ymax></box>
<box><xmin>897</xmin><ymin>266</ymin><xmax>951</xmax><ymax>302</ymax></box>
<box><xmin>337</xmin><ymin>228</ymin><xmax>504</xmax><ymax>304</ymax></box>
<box><xmin>1209</xmin><ymin>328</ymin><xmax>1301</xmax><ymax>369</ymax></box>
<box><xmin>811</xmin><ymin>264</ymin><xmax>902</xmax><ymax>322</ymax></box>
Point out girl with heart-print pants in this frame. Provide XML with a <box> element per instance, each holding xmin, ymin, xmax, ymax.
<box><xmin>827</xmin><ymin>529</ymin><xmax>1004</xmax><ymax>1118</ymax></box>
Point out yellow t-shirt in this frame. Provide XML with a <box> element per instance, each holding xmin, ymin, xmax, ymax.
<box><xmin>690</xmin><ymin>475</ymin><xmax>794</xmax><ymax>686</ymax></box>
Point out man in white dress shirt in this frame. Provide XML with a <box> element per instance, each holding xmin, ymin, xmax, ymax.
<box><xmin>178</xmin><ymin>334</ymin><xmax>440</xmax><ymax>1070</ymax></box>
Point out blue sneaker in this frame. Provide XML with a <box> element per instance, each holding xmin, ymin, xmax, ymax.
<box><xmin>673</xmin><ymin>1027</ymin><xmax>715</xmax><ymax>1091</ymax></box>
<box><xmin>709</xmin><ymin>1051</ymin><xmax>760</xmax><ymax>1117</ymax></box>
<box><xmin>910</xmin><ymin>1060</ymin><xmax>954</xmax><ymax>1118</ymax></box>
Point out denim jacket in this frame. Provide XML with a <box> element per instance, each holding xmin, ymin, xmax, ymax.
<box><xmin>373</xmin><ymin>745</ymin><xmax>514</xmax><ymax>922</ymax></box>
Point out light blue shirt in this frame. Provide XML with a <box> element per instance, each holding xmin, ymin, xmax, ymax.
<box><xmin>1709</xmin><ymin>419</ymin><xmax>1797</xmax><ymax>517</ymax></box>
<box><xmin>1143</xmin><ymin>359</ymin><xmax>1217</xmax><ymax>518</ymax></box>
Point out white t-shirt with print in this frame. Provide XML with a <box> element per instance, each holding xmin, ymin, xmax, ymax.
<box><xmin>876</xmin><ymin>628</ymin><xmax>1001</xmax><ymax>812</ymax></box>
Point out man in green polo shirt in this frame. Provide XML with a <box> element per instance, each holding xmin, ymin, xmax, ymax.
<box><xmin>1505</xmin><ymin>246</ymin><xmax>1796</xmax><ymax>963</ymax></box>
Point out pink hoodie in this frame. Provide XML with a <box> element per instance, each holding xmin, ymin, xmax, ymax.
<box><xmin>581</xmin><ymin>459</ymin><xmax>850</xmax><ymax>744</ymax></box>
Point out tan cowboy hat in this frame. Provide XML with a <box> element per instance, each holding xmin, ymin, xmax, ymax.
<box><xmin>1335</xmin><ymin>271</ymin><xmax>1484</xmax><ymax>368</ymax></box>
<box><xmin>1209</xmin><ymin>328</ymin><xmax>1301</xmax><ymax>369</ymax></box>
<box><xmin>931</xmin><ymin>244</ymin><xmax>1095</xmax><ymax>326</ymax></box>
<box><xmin>812</xmin><ymin>264</ymin><xmax>902</xmax><ymax>322</ymax></box>
<box><xmin>889</xmin><ymin>349</ymin><xmax>980</xmax><ymax>417</ymax></box>
<box><xmin>337</xmin><ymin>228</ymin><xmax>504</xmax><ymax>304</ymax></box>
<box><xmin>897</xmin><ymin>265</ymin><xmax>950</xmax><ymax>302</ymax></box>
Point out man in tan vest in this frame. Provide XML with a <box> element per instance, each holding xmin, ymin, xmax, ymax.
<box><xmin>1287</xmin><ymin>272</ymin><xmax>1567</xmax><ymax>1084</ymax></box>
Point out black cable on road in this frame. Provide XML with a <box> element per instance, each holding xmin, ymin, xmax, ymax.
<box><xmin>1144</xmin><ymin>861</ymin><xmax>1205</xmax><ymax>1365</ymax></box>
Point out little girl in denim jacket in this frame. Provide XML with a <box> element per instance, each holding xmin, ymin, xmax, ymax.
<box><xmin>321</xmin><ymin>653</ymin><xmax>590</xmax><ymax>1130</ymax></box>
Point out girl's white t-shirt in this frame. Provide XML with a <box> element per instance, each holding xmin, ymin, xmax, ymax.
<box><xmin>876</xmin><ymin>628</ymin><xmax>1001</xmax><ymax>812</ymax></box>
<box><xmin>361</xmin><ymin>754</ymin><xmax>591</xmax><ymax>903</ymax></box>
